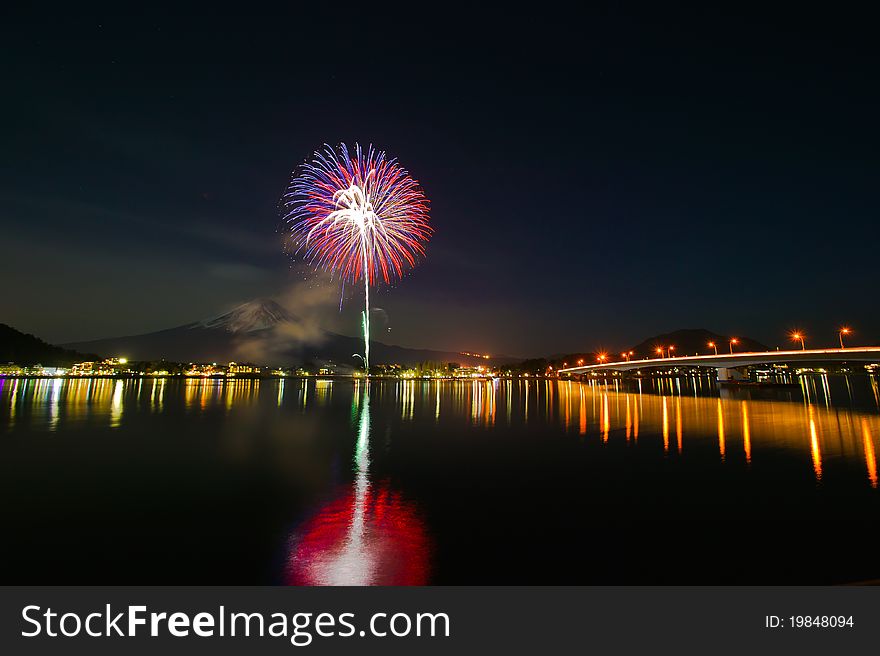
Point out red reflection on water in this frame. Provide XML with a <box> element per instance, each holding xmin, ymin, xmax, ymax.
<box><xmin>285</xmin><ymin>482</ymin><xmax>430</xmax><ymax>586</ymax></box>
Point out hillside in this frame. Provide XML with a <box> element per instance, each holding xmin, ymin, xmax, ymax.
<box><xmin>0</xmin><ymin>324</ymin><xmax>99</xmax><ymax>366</ymax></box>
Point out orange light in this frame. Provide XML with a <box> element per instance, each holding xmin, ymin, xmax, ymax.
<box><xmin>598</xmin><ymin>353</ymin><xmax>607</xmax><ymax>362</ymax></box>
<box><xmin>655</xmin><ymin>347</ymin><xmax>663</xmax><ymax>354</ymax></box>
<box><xmin>708</xmin><ymin>341</ymin><xmax>715</xmax><ymax>347</ymax></box>
<box><xmin>577</xmin><ymin>359</ymin><xmax>584</xmax><ymax>366</ymax></box>
<box><xmin>730</xmin><ymin>338</ymin><xmax>738</xmax><ymax>344</ymax></box>
<box><xmin>841</xmin><ymin>327</ymin><xmax>851</xmax><ymax>335</ymax></box>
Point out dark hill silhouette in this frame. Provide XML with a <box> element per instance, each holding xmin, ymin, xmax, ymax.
<box><xmin>0</xmin><ymin>324</ymin><xmax>99</xmax><ymax>366</ymax></box>
<box><xmin>627</xmin><ymin>329</ymin><xmax>768</xmax><ymax>358</ymax></box>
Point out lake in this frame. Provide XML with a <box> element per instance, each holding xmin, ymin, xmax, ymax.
<box><xmin>2</xmin><ymin>374</ymin><xmax>879</xmax><ymax>584</ymax></box>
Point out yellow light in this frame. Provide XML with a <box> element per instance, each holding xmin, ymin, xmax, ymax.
<box><xmin>118</xmin><ymin>358</ymin><xmax>128</xmax><ymax>364</ymax></box>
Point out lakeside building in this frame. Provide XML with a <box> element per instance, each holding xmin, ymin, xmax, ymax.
<box><xmin>184</xmin><ymin>363</ymin><xmax>226</xmax><ymax>377</ymax></box>
<box><xmin>0</xmin><ymin>363</ymin><xmax>69</xmax><ymax>376</ymax></box>
<box><xmin>452</xmin><ymin>365</ymin><xmax>492</xmax><ymax>379</ymax></box>
<box><xmin>70</xmin><ymin>358</ymin><xmax>131</xmax><ymax>376</ymax></box>
<box><xmin>227</xmin><ymin>362</ymin><xmax>262</xmax><ymax>376</ymax></box>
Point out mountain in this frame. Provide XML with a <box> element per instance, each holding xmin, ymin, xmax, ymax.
<box><xmin>627</xmin><ymin>329</ymin><xmax>769</xmax><ymax>358</ymax></box>
<box><xmin>197</xmin><ymin>300</ymin><xmax>294</xmax><ymax>333</ymax></box>
<box><xmin>62</xmin><ymin>299</ymin><xmax>499</xmax><ymax>367</ymax></box>
<box><xmin>0</xmin><ymin>324</ymin><xmax>100</xmax><ymax>366</ymax></box>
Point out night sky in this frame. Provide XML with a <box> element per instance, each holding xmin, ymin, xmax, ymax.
<box><xmin>3</xmin><ymin>7</ymin><xmax>878</xmax><ymax>357</ymax></box>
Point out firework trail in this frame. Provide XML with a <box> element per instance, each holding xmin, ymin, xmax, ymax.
<box><xmin>282</xmin><ymin>143</ymin><xmax>431</xmax><ymax>372</ymax></box>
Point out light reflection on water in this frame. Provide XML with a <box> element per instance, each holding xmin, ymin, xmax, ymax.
<box><xmin>2</xmin><ymin>376</ymin><xmax>880</xmax><ymax>490</ymax></box>
<box><xmin>4</xmin><ymin>374</ymin><xmax>880</xmax><ymax>585</ymax></box>
<box><xmin>285</xmin><ymin>383</ymin><xmax>430</xmax><ymax>585</ymax></box>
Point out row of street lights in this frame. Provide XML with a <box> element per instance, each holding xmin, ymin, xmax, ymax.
<box><xmin>789</xmin><ymin>327</ymin><xmax>852</xmax><ymax>350</ymax></box>
<box><xmin>706</xmin><ymin>338</ymin><xmax>736</xmax><ymax>355</ymax></box>
<box><xmin>593</xmin><ymin>327</ymin><xmax>855</xmax><ymax>364</ymax></box>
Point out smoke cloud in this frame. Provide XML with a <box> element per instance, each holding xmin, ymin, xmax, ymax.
<box><xmin>231</xmin><ymin>278</ymin><xmax>341</xmax><ymax>365</ymax></box>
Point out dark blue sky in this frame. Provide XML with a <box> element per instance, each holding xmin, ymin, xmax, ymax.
<box><xmin>2</xmin><ymin>6</ymin><xmax>878</xmax><ymax>357</ymax></box>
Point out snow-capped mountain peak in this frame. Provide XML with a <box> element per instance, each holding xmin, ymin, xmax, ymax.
<box><xmin>196</xmin><ymin>299</ymin><xmax>293</xmax><ymax>333</ymax></box>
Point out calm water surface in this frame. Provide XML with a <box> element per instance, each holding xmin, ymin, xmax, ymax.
<box><xmin>2</xmin><ymin>375</ymin><xmax>880</xmax><ymax>584</ymax></box>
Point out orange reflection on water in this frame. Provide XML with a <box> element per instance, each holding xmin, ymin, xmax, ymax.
<box><xmin>662</xmin><ymin>397</ymin><xmax>669</xmax><ymax>453</ymax></box>
<box><xmin>469</xmin><ymin>380</ymin><xmax>495</xmax><ymax>427</ymax></box>
<box><xmin>602</xmin><ymin>393</ymin><xmax>610</xmax><ymax>442</ymax></box>
<box><xmin>633</xmin><ymin>396</ymin><xmax>639</xmax><ymax>442</ymax></box>
<box><xmin>579</xmin><ymin>387</ymin><xmax>587</xmax><ymax>436</ymax></box>
<box><xmin>559</xmin><ymin>380</ymin><xmax>571</xmax><ymax>428</ymax></box>
<box><xmin>808</xmin><ymin>406</ymin><xmax>822</xmax><ymax>481</ymax></box>
<box><xmin>862</xmin><ymin>418</ymin><xmax>877</xmax><ymax>488</ymax></box>
<box><xmin>675</xmin><ymin>397</ymin><xmax>683</xmax><ymax>453</ymax></box>
<box><xmin>741</xmin><ymin>401</ymin><xmax>751</xmax><ymax>464</ymax></box>
<box><xmin>717</xmin><ymin>399</ymin><xmax>726</xmax><ymax>461</ymax></box>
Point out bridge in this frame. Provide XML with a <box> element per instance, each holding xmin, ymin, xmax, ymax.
<box><xmin>557</xmin><ymin>347</ymin><xmax>880</xmax><ymax>380</ymax></box>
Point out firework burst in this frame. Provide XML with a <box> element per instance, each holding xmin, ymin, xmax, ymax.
<box><xmin>282</xmin><ymin>143</ymin><xmax>432</xmax><ymax>372</ymax></box>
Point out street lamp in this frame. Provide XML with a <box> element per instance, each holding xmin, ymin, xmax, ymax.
<box><xmin>789</xmin><ymin>331</ymin><xmax>805</xmax><ymax>350</ymax></box>
<box><xmin>667</xmin><ymin>346</ymin><xmax>675</xmax><ymax>358</ymax></box>
<box><xmin>577</xmin><ymin>359</ymin><xmax>584</xmax><ymax>366</ymax></box>
<box><xmin>598</xmin><ymin>353</ymin><xmax>607</xmax><ymax>363</ymax></box>
<box><xmin>839</xmin><ymin>327</ymin><xmax>852</xmax><ymax>349</ymax></box>
<box><xmin>655</xmin><ymin>346</ymin><xmax>664</xmax><ymax>359</ymax></box>
<box><xmin>729</xmin><ymin>338</ymin><xmax>739</xmax><ymax>354</ymax></box>
<box><xmin>708</xmin><ymin>341</ymin><xmax>718</xmax><ymax>355</ymax></box>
